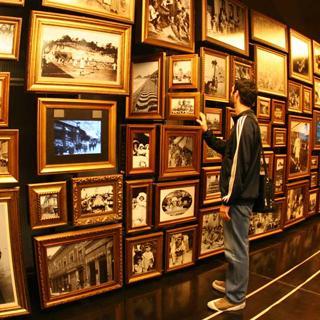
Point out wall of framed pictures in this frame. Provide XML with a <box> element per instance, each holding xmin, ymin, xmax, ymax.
<box><xmin>0</xmin><ymin>0</ymin><xmax>320</xmax><ymax>316</ymax></box>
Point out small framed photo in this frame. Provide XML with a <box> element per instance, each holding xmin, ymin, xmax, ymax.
<box><xmin>273</xmin><ymin>154</ymin><xmax>286</xmax><ymax>195</ymax></box>
<box><xmin>203</xmin><ymin>140</ymin><xmax>223</xmax><ymax>164</ymax></box>
<box><xmin>168</xmin><ymin>54</ymin><xmax>198</xmax><ymax>90</ymax></box>
<box><xmin>155</xmin><ymin>179</ymin><xmax>199</xmax><ymax>228</ymax></box>
<box><xmin>259</xmin><ymin>121</ymin><xmax>271</xmax><ymax>148</ymax></box>
<box><xmin>0</xmin><ymin>72</ymin><xmax>10</xmax><ymax>127</ymax></box>
<box><xmin>165</xmin><ymin>225</ymin><xmax>197</xmax><ymax>273</ymax></box>
<box><xmin>308</xmin><ymin>189</ymin><xmax>319</xmax><ymax>216</ymax></box>
<box><xmin>28</xmin><ymin>181</ymin><xmax>68</xmax><ymax>230</ymax></box>
<box><xmin>159</xmin><ymin>125</ymin><xmax>201</xmax><ymax>180</ymax></box>
<box><xmin>313</xmin><ymin>110</ymin><xmax>320</xmax><ymax>150</ymax></box>
<box><xmin>256</xmin><ymin>96</ymin><xmax>271</xmax><ymax>120</ymax></box>
<box><xmin>0</xmin><ymin>189</ymin><xmax>30</xmax><ymax>318</ymax></box>
<box><xmin>313</xmin><ymin>40</ymin><xmax>320</xmax><ymax>77</ymax></box>
<box><xmin>126</xmin><ymin>232</ymin><xmax>163</xmax><ymax>284</ymax></box>
<box><xmin>285</xmin><ymin>180</ymin><xmax>308</xmax><ymax>227</ymax></box>
<box><xmin>34</xmin><ymin>223</ymin><xmax>123</xmax><ymax>308</ymax></box>
<box><xmin>271</xmin><ymin>99</ymin><xmax>286</xmax><ymax>125</ymax></box>
<box><xmin>0</xmin><ymin>16</ymin><xmax>22</xmax><ymax>60</ymax></box>
<box><xmin>126</xmin><ymin>53</ymin><xmax>165</xmax><ymax>120</ymax></box>
<box><xmin>201</xmin><ymin>166</ymin><xmax>221</xmax><ymax>206</ymax></box>
<box><xmin>198</xmin><ymin>206</ymin><xmax>224</xmax><ymax>260</ymax></box>
<box><xmin>204</xmin><ymin>107</ymin><xmax>223</xmax><ymax>135</ymax></box>
<box><xmin>0</xmin><ymin>0</ymin><xmax>24</xmax><ymax>5</ymax></box>
<box><xmin>201</xmin><ymin>47</ymin><xmax>230</xmax><ymax>103</ymax></box>
<box><xmin>202</xmin><ymin>0</ymin><xmax>249</xmax><ymax>56</ymax></box>
<box><xmin>37</xmin><ymin>98</ymin><xmax>116</xmax><ymax>175</ymax></box>
<box><xmin>0</xmin><ymin>129</ymin><xmax>18</xmax><ymax>183</ymax></box>
<box><xmin>288</xmin><ymin>81</ymin><xmax>302</xmax><ymax>113</ymax></box>
<box><xmin>315</xmin><ymin>77</ymin><xmax>320</xmax><ymax>109</ymax></box>
<box><xmin>230</xmin><ymin>56</ymin><xmax>255</xmax><ymax>89</ymax></box>
<box><xmin>311</xmin><ymin>155</ymin><xmax>319</xmax><ymax>170</ymax></box>
<box><xmin>225</xmin><ymin>107</ymin><xmax>236</xmax><ymax>139</ymax></box>
<box><xmin>273</xmin><ymin>128</ymin><xmax>287</xmax><ymax>148</ymax></box>
<box><xmin>302</xmin><ymin>86</ymin><xmax>312</xmax><ymax>114</ymax></box>
<box><xmin>125</xmin><ymin>179</ymin><xmax>153</xmax><ymax>234</ymax></box>
<box><xmin>72</xmin><ymin>174</ymin><xmax>123</xmax><ymax>226</ymax></box>
<box><xmin>261</xmin><ymin>150</ymin><xmax>274</xmax><ymax>177</ymax></box>
<box><xmin>289</xmin><ymin>29</ymin><xmax>313</xmax><ymax>84</ymax></box>
<box><xmin>126</xmin><ymin>124</ymin><xmax>156</xmax><ymax>176</ymax></box>
<box><xmin>310</xmin><ymin>172</ymin><xmax>318</xmax><ymax>189</ymax></box>
<box><xmin>167</xmin><ymin>92</ymin><xmax>200</xmax><ymax>120</ymax></box>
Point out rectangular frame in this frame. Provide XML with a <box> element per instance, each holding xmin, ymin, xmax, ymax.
<box><xmin>313</xmin><ymin>40</ymin><xmax>320</xmax><ymax>76</ymax></box>
<box><xmin>225</xmin><ymin>107</ymin><xmax>236</xmax><ymax>139</ymax></box>
<box><xmin>203</xmin><ymin>107</ymin><xmax>223</xmax><ymax>135</ymax></box>
<box><xmin>310</xmin><ymin>171</ymin><xmax>318</xmax><ymax>189</ymax></box>
<box><xmin>313</xmin><ymin>110</ymin><xmax>320</xmax><ymax>150</ymax></box>
<box><xmin>314</xmin><ymin>76</ymin><xmax>320</xmax><ymax>109</ymax></box>
<box><xmin>230</xmin><ymin>56</ymin><xmax>255</xmax><ymax>89</ymax></box>
<box><xmin>273</xmin><ymin>154</ymin><xmax>287</xmax><ymax>195</ymax></box>
<box><xmin>273</xmin><ymin>128</ymin><xmax>287</xmax><ymax>148</ymax></box>
<box><xmin>288</xmin><ymin>80</ymin><xmax>302</xmax><ymax>113</ymax></box>
<box><xmin>259</xmin><ymin>121</ymin><xmax>271</xmax><ymax>148</ymax></box>
<box><xmin>256</xmin><ymin>96</ymin><xmax>271</xmax><ymax>120</ymax></box>
<box><xmin>0</xmin><ymin>72</ymin><xmax>10</xmax><ymax>127</ymax></box>
<box><xmin>308</xmin><ymin>188</ymin><xmax>319</xmax><ymax>216</ymax></box>
<box><xmin>203</xmin><ymin>139</ymin><xmax>223</xmax><ymax>164</ymax></box>
<box><xmin>201</xmin><ymin>166</ymin><xmax>221</xmax><ymax>206</ymax></box>
<box><xmin>167</xmin><ymin>92</ymin><xmax>200</xmax><ymax>120</ymax></box>
<box><xmin>311</xmin><ymin>155</ymin><xmax>319</xmax><ymax>170</ymax></box>
<box><xmin>271</xmin><ymin>99</ymin><xmax>286</xmax><ymax>125</ymax></box>
<box><xmin>302</xmin><ymin>85</ymin><xmax>312</xmax><ymax>114</ymax></box>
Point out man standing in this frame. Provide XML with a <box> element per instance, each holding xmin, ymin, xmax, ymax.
<box><xmin>197</xmin><ymin>79</ymin><xmax>261</xmax><ymax>312</ymax></box>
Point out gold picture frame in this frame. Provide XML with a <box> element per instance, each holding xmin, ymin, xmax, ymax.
<box><xmin>0</xmin><ymin>0</ymin><xmax>24</xmax><ymax>5</ymax></box>
<box><xmin>313</xmin><ymin>40</ymin><xmax>320</xmax><ymax>77</ymax></box>
<box><xmin>27</xmin><ymin>11</ymin><xmax>131</xmax><ymax>94</ymax></box>
<box><xmin>0</xmin><ymin>72</ymin><xmax>10</xmax><ymax>127</ymax></box>
<box><xmin>314</xmin><ymin>76</ymin><xmax>320</xmax><ymax>109</ymax></box>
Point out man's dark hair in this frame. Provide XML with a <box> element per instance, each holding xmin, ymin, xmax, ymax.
<box><xmin>233</xmin><ymin>79</ymin><xmax>257</xmax><ymax>107</ymax></box>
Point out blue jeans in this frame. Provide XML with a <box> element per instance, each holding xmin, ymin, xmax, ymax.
<box><xmin>223</xmin><ymin>204</ymin><xmax>252</xmax><ymax>304</ymax></box>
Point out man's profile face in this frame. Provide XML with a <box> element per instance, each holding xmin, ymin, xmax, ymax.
<box><xmin>230</xmin><ymin>85</ymin><xmax>237</xmax><ymax>108</ymax></box>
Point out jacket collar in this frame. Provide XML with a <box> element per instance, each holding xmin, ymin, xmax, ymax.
<box><xmin>232</xmin><ymin>109</ymin><xmax>255</xmax><ymax>123</ymax></box>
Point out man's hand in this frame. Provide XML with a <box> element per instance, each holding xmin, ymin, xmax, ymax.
<box><xmin>219</xmin><ymin>204</ymin><xmax>231</xmax><ymax>221</ymax></box>
<box><xmin>196</xmin><ymin>112</ymin><xmax>208</xmax><ymax>132</ymax></box>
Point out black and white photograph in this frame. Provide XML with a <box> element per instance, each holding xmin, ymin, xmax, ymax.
<box><xmin>203</xmin><ymin>142</ymin><xmax>222</xmax><ymax>163</ymax></box>
<box><xmin>206</xmin><ymin>172</ymin><xmax>220</xmax><ymax>196</ymax></box>
<box><xmin>0</xmin><ymin>22</ymin><xmax>15</xmax><ymax>56</ymax></box>
<box><xmin>132</xmin><ymin>132</ymin><xmax>150</xmax><ymax>169</ymax></box>
<box><xmin>206</xmin><ymin>111</ymin><xmax>221</xmax><ymax>133</ymax></box>
<box><xmin>39</xmin><ymin>194</ymin><xmax>59</xmax><ymax>220</ymax></box>
<box><xmin>132</xmin><ymin>241</ymin><xmax>156</xmax><ymax>275</ymax></box>
<box><xmin>311</xmin><ymin>172</ymin><xmax>318</xmax><ymax>188</ymax></box>
<box><xmin>249</xmin><ymin>211</ymin><xmax>281</xmax><ymax>237</ymax></box>
<box><xmin>173</xmin><ymin>60</ymin><xmax>192</xmax><ymax>84</ymax></box>
<box><xmin>170</xmin><ymin>98</ymin><xmax>195</xmax><ymax>115</ymax></box>
<box><xmin>234</xmin><ymin>62</ymin><xmax>251</xmax><ymax>81</ymax></box>
<box><xmin>309</xmin><ymin>191</ymin><xmax>318</xmax><ymax>215</ymax></box>
<box><xmin>54</xmin><ymin>120</ymin><xmax>102</xmax><ymax>156</ymax></box>
<box><xmin>287</xmin><ymin>185</ymin><xmax>306</xmax><ymax>223</ymax></box>
<box><xmin>257</xmin><ymin>96</ymin><xmax>270</xmax><ymax>119</ymax></box>
<box><xmin>274</xmin><ymin>156</ymin><xmax>285</xmax><ymax>194</ymax></box>
<box><xmin>313</xmin><ymin>40</ymin><xmax>320</xmax><ymax>76</ymax></box>
<box><xmin>131</xmin><ymin>187</ymin><xmax>148</xmax><ymax>228</ymax></box>
<box><xmin>288</xmin><ymin>82</ymin><xmax>302</xmax><ymax>112</ymax></box>
<box><xmin>0</xmin><ymin>140</ymin><xmax>9</xmax><ymax>174</ymax></box>
<box><xmin>168</xmin><ymin>136</ymin><xmax>193</xmax><ymax>168</ymax></box>
<box><xmin>259</xmin><ymin>123</ymin><xmax>270</xmax><ymax>147</ymax></box>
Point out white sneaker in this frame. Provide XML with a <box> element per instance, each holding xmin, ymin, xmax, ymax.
<box><xmin>207</xmin><ymin>297</ymin><xmax>246</xmax><ymax>312</ymax></box>
<box><xmin>212</xmin><ymin>280</ymin><xmax>226</xmax><ymax>293</ymax></box>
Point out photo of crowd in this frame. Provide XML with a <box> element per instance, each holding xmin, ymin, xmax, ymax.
<box><xmin>132</xmin><ymin>242</ymin><xmax>156</xmax><ymax>275</ymax></box>
<box><xmin>168</xmin><ymin>231</ymin><xmax>193</xmax><ymax>268</ymax></box>
<box><xmin>168</xmin><ymin>136</ymin><xmax>193</xmax><ymax>168</ymax></box>
<box><xmin>287</xmin><ymin>187</ymin><xmax>305</xmax><ymax>221</ymax></box>
<box><xmin>171</xmin><ymin>98</ymin><xmax>194</xmax><ymax>115</ymax></box>
<box><xmin>249</xmin><ymin>212</ymin><xmax>281</xmax><ymax>236</ymax></box>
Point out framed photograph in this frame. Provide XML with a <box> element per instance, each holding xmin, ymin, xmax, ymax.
<box><xmin>37</xmin><ymin>98</ymin><xmax>116</xmax><ymax>175</ymax></box>
<box><xmin>165</xmin><ymin>225</ymin><xmax>197</xmax><ymax>272</ymax></box>
<box><xmin>273</xmin><ymin>128</ymin><xmax>287</xmax><ymax>148</ymax></box>
<box><xmin>126</xmin><ymin>53</ymin><xmax>165</xmax><ymax>120</ymax></box>
<box><xmin>0</xmin><ymin>72</ymin><xmax>10</xmax><ymax>127</ymax></box>
<box><xmin>141</xmin><ymin>0</ymin><xmax>195</xmax><ymax>53</ymax></box>
<box><xmin>0</xmin><ymin>129</ymin><xmax>18</xmax><ymax>183</ymax></box>
<box><xmin>314</xmin><ymin>77</ymin><xmax>320</xmax><ymax>109</ymax></box>
<box><xmin>167</xmin><ymin>92</ymin><xmax>200</xmax><ymax>120</ymax></box>
<box><xmin>28</xmin><ymin>181</ymin><xmax>68</xmax><ymax>230</ymax></box>
<box><xmin>204</xmin><ymin>107</ymin><xmax>222</xmax><ymax>135</ymax></box>
<box><xmin>273</xmin><ymin>154</ymin><xmax>286</xmax><ymax>195</ymax></box>
<box><xmin>313</xmin><ymin>40</ymin><xmax>320</xmax><ymax>76</ymax></box>
<box><xmin>0</xmin><ymin>0</ymin><xmax>24</xmax><ymax>5</ymax></box>
<box><xmin>203</xmin><ymin>140</ymin><xmax>223</xmax><ymax>164</ymax></box>
<box><xmin>302</xmin><ymin>86</ymin><xmax>312</xmax><ymax>114</ymax></box>
<box><xmin>72</xmin><ymin>174</ymin><xmax>123</xmax><ymax>226</ymax></box>
<box><xmin>126</xmin><ymin>124</ymin><xmax>156</xmax><ymax>176</ymax></box>
<box><xmin>225</xmin><ymin>107</ymin><xmax>236</xmax><ymax>138</ymax></box>
<box><xmin>259</xmin><ymin>121</ymin><xmax>271</xmax><ymax>148</ymax></box>
<box><xmin>126</xmin><ymin>179</ymin><xmax>153</xmax><ymax>234</ymax></box>
<box><xmin>251</xmin><ymin>10</ymin><xmax>288</xmax><ymax>52</ymax></box>
<box><xmin>34</xmin><ymin>224</ymin><xmax>122</xmax><ymax>308</ymax></box>
<box><xmin>202</xmin><ymin>0</ymin><xmax>249</xmax><ymax>56</ymax></box>
<box><xmin>0</xmin><ymin>189</ymin><xmax>30</xmax><ymax>318</ymax></box>
<box><xmin>261</xmin><ymin>150</ymin><xmax>274</xmax><ymax>177</ymax></box>
<box><xmin>201</xmin><ymin>47</ymin><xmax>230</xmax><ymax>103</ymax></box>
<box><xmin>311</xmin><ymin>155</ymin><xmax>319</xmax><ymax>170</ymax></box>
<box><xmin>198</xmin><ymin>206</ymin><xmax>224</xmax><ymax>259</ymax></box>
<box><xmin>287</xmin><ymin>115</ymin><xmax>312</xmax><ymax>180</ymax></box>
<box><xmin>126</xmin><ymin>232</ymin><xmax>163</xmax><ymax>284</ymax></box>
<box><xmin>256</xmin><ymin>96</ymin><xmax>271</xmax><ymax>120</ymax></box>
<box><xmin>201</xmin><ymin>166</ymin><xmax>221</xmax><ymax>206</ymax></box>
<box><xmin>168</xmin><ymin>54</ymin><xmax>198</xmax><ymax>90</ymax></box>
<box><xmin>310</xmin><ymin>172</ymin><xmax>318</xmax><ymax>189</ymax></box>
<box><xmin>271</xmin><ymin>99</ymin><xmax>286</xmax><ymax>125</ymax></box>
<box><xmin>154</xmin><ymin>179</ymin><xmax>199</xmax><ymax>228</ymax></box>
<box><xmin>255</xmin><ymin>45</ymin><xmax>287</xmax><ymax>97</ymax></box>
<box><xmin>230</xmin><ymin>56</ymin><xmax>255</xmax><ymax>88</ymax></box>
<box><xmin>288</xmin><ymin>81</ymin><xmax>302</xmax><ymax>113</ymax></box>
<box><xmin>159</xmin><ymin>125</ymin><xmax>201</xmax><ymax>180</ymax></box>
<box><xmin>285</xmin><ymin>180</ymin><xmax>308</xmax><ymax>227</ymax></box>
<box><xmin>42</xmin><ymin>0</ymin><xmax>135</xmax><ymax>24</ymax></box>
<box><xmin>27</xmin><ymin>11</ymin><xmax>131</xmax><ymax>94</ymax></box>
<box><xmin>0</xmin><ymin>16</ymin><xmax>21</xmax><ymax>60</ymax></box>
<box><xmin>289</xmin><ymin>29</ymin><xmax>313</xmax><ymax>84</ymax></box>
<box><xmin>308</xmin><ymin>189</ymin><xmax>319</xmax><ymax>216</ymax></box>
<box><xmin>313</xmin><ymin>110</ymin><xmax>320</xmax><ymax>150</ymax></box>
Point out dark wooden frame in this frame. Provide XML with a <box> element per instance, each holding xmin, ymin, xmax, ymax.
<box><xmin>203</xmin><ymin>107</ymin><xmax>223</xmax><ymax>135</ymax></box>
<box><xmin>310</xmin><ymin>171</ymin><xmax>318</xmax><ymax>189</ymax></box>
<box><xmin>167</xmin><ymin>92</ymin><xmax>200</xmax><ymax>120</ymax></box>
<box><xmin>203</xmin><ymin>139</ymin><xmax>223</xmax><ymax>164</ymax></box>
<box><xmin>271</xmin><ymin>99</ymin><xmax>286</xmax><ymax>125</ymax></box>
<box><xmin>230</xmin><ymin>56</ymin><xmax>255</xmax><ymax>89</ymax></box>
<box><xmin>257</xmin><ymin>96</ymin><xmax>271</xmax><ymax>120</ymax></box>
<box><xmin>225</xmin><ymin>107</ymin><xmax>236</xmax><ymax>139</ymax></box>
<box><xmin>258</xmin><ymin>121</ymin><xmax>271</xmax><ymax>148</ymax></box>
<box><xmin>201</xmin><ymin>166</ymin><xmax>222</xmax><ymax>206</ymax></box>
<box><xmin>0</xmin><ymin>72</ymin><xmax>10</xmax><ymax>127</ymax></box>
<box><xmin>261</xmin><ymin>150</ymin><xmax>274</xmax><ymax>178</ymax></box>
<box><xmin>273</xmin><ymin>128</ymin><xmax>287</xmax><ymax>148</ymax></box>
<box><xmin>302</xmin><ymin>85</ymin><xmax>313</xmax><ymax>114</ymax></box>
<box><xmin>273</xmin><ymin>154</ymin><xmax>287</xmax><ymax>195</ymax></box>
<box><xmin>288</xmin><ymin>80</ymin><xmax>302</xmax><ymax>113</ymax></box>
<box><xmin>311</xmin><ymin>155</ymin><xmax>319</xmax><ymax>170</ymax></box>
<box><xmin>308</xmin><ymin>188</ymin><xmax>319</xmax><ymax>216</ymax></box>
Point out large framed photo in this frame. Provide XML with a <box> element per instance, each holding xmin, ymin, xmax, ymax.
<box><xmin>168</xmin><ymin>54</ymin><xmax>198</xmax><ymax>90</ymax></box>
<box><xmin>288</xmin><ymin>80</ymin><xmax>302</xmax><ymax>113</ymax></box>
<box><xmin>302</xmin><ymin>85</ymin><xmax>312</xmax><ymax>114</ymax></box>
<box><xmin>289</xmin><ymin>29</ymin><xmax>313</xmax><ymax>84</ymax></box>
<box><xmin>159</xmin><ymin>125</ymin><xmax>201</xmax><ymax>180</ymax></box>
<box><xmin>230</xmin><ymin>56</ymin><xmax>255</xmax><ymax>89</ymax></box>
<box><xmin>201</xmin><ymin>47</ymin><xmax>230</xmax><ymax>103</ymax></box>
<box><xmin>167</xmin><ymin>92</ymin><xmax>200</xmax><ymax>120</ymax></box>
<box><xmin>287</xmin><ymin>115</ymin><xmax>312</xmax><ymax>180</ymax></box>
<box><xmin>126</xmin><ymin>53</ymin><xmax>165</xmax><ymax>120</ymax></box>
<box><xmin>273</xmin><ymin>128</ymin><xmax>287</xmax><ymax>148</ymax></box>
<box><xmin>141</xmin><ymin>0</ymin><xmax>195</xmax><ymax>53</ymax></box>
<box><xmin>165</xmin><ymin>225</ymin><xmax>197</xmax><ymax>272</ymax></box>
<box><xmin>202</xmin><ymin>0</ymin><xmax>249</xmax><ymax>56</ymax></box>
<box><xmin>0</xmin><ymin>16</ymin><xmax>22</xmax><ymax>60</ymax></box>
<box><xmin>308</xmin><ymin>189</ymin><xmax>319</xmax><ymax>216</ymax></box>
<box><xmin>34</xmin><ymin>224</ymin><xmax>122</xmax><ymax>309</ymax></box>
<box><xmin>27</xmin><ymin>11</ymin><xmax>131</xmax><ymax>94</ymax></box>
<box><xmin>126</xmin><ymin>232</ymin><xmax>163</xmax><ymax>284</ymax></box>
<box><xmin>42</xmin><ymin>0</ymin><xmax>135</xmax><ymax>24</ymax></box>
<box><xmin>37</xmin><ymin>98</ymin><xmax>116</xmax><ymax>175</ymax></box>
<box><xmin>271</xmin><ymin>99</ymin><xmax>286</xmax><ymax>125</ymax></box>
<box><xmin>314</xmin><ymin>77</ymin><xmax>320</xmax><ymax>109</ymax></box>
<box><xmin>313</xmin><ymin>110</ymin><xmax>320</xmax><ymax>150</ymax></box>
<box><xmin>255</xmin><ymin>45</ymin><xmax>287</xmax><ymax>97</ymax></box>
<box><xmin>72</xmin><ymin>174</ymin><xmax>123</xmax><ymax>226</ymax></box>
<box><xmin>0</xmin><ymin>72</ymin><xmax>10</xmax><ymax>127</ymax></box>
<box><xmin>256</xmin><ymin>96</ymin><xmax>271</xmax><ymax>120</ymax></box>
<box><xmin>125</xmin><ymin>179</ymin><xmax>153</xmax><ymax>234</ymax></box>
<box><xmin>0</xmin><ymin>189</ymin><xmax>29</xmax><ymax>318</ymax></box>
<box><xmin>155</xmin><ymin>179</ymin><xmax>199</xmax><ymax>228</ymax></box>
<box><xmin>251</xmin><ymin>10</ymin><xmax>288</xmax><ymax>52</ymax></box>
<box><xmin>201</xmin><ymin>166</ymin><xmax>221</xmax><ymax>206</ymax></box>
<box><xmin>28</xmin><ymin>181</ymin><xmax>68</xmax><ymax>230</ymax></box>
<box><xmin>0</xmin><ymin>0</ymin><xmax>24</xmax><ymax>5</ymax></box>
<box><xmin>313</xmin><ymin>40</ymin><xmax>320</xmax><ymax>76</ymax></box>
<box><xmin>0</xmin><ymin>129</ymin><xmax>18</xmax><ymax>183</ymax></box>
<box><xmin>198</xmin><ymin>206</ymin><xmax>224</xmax><ymax>259</ymax></box>
<box><xmin>203</xmin><ymin>107</ymin><xmax>222</xmax><ymax>135</ymax></box>
<box><xmin>126</xmin><ymin>124</ymin><xmax>156</xmax><ymax>176</ymax></box>
<box><xmin>273</xmin><ymin>154</ymin><xmax>286</xmax><ymax>195</ymax></box>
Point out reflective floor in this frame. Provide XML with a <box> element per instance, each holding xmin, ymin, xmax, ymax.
<box><xmin>21</xmin><ymin>216</ymin><xmax>320</xmax><ymax>320</ymax></box>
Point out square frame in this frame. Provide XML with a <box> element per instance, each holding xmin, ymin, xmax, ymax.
<box><xmin>201</xmin><ymin>166</ymin><xmax>221</xmax><ymax>206</ymax></box>
<box><xmin>271</xmin><ymin>99</ymin><xmax>286</xmax><ymax>125</ymax></box>
<box><xmin>167</xmin><ymin>92</ymin><xmax>200</xmax><ymax>120</ymax></box>
<box><xmin>230</xmin><ymin>56</ymin><xmax>255</xmax><ymax>89</ymax></box>
<box><xmin>0</xmin><ymin>72</ymin><xmax>10</xmax><ymax>127</ymax></box>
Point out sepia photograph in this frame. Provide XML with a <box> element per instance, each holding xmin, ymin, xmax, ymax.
<box><xmin>273</xmin><ymin>155</ymin><xmax>286</xmax><ymax>195</ymax></box>
<box><xmin>273</xmin><ymin>128</ymin><xmax>287</xmax><ymax>148</ymax></box>
<box><xmin>271</xmin><ymin>99</ymin><xmax>286</xmax><ymax>125</ymax></box>
<box><xmin>259</xmin><ymin>121</ymin><xmax>271</xmax><ymax>148</ymax></box>
<box><xmin>260</xmin><ymin>151</ymin><xmax>273</xmax><ymax>177</ymax></box>
<box><xmin>314</xmin><ymin>77</ymin><xmax>320</xmax><ymax>109</ymax></box>
<box><xmin>288</xmin><ymin>81</ymin><xmax>302</xmax><ymax>113</ymax></box>
<box><xmin>203</xmin><ymin>140</ymin><xmax>223</xmax><ymax>163</ymax></box>
<box><xmin>168</xmin><ymin>136</ymin><xmax>193</xmax><ymax>168</ymax></box>
<box><xmin>167</xmin><ymin>92</ymin><xmax>200</xmax><ymax>120</ymax></box>
<box><xmin>132</xmin><ymin>133</ymin><xmax>150</xmax><ymax>169</ymax></box>
<box><xmin>230</xmin><ymin>56</ymin><xmax>255</xmax><ymax>88</ymax></box>
<box><xmin>257</xmin><ymin>96</ymin><xmax>271</xmax><ymax>119</ymax></box>
<box><xmin>225</xmin><ymin>107</ymin><xmax>236</xmax><ymax>138</ymax></box>
<box><xmin>131</xmin><ymin>186</ymin><xmax>148</xmax><ymax>228</ymax></box>
<box><xmin>204</xmin><ymin>107</ymin><xmax>222</xmax><ymax>134</ymax></box>
<box><xmin>201</xmin><ymin>166</ymin><xmax>221</xmax><ymax>205</ymax></box>
<box><xmin>309</xmin><ymin>189</ymin><xmax>319</xmax><ymax>215</ymax></box>
<box><xmin>302</xmin><ymin>85</ymin><xmax>312</xmax><ymax>114</ymax></box>
<box><xmin>202</xmin><ymin>0</ymin><xmax>249</xmax><ymax>56</ymax></box>
<box><xmin>313</xmin><ymin>110</ymin><xmax>320</xmax><ymax>150</ymax></box>
<box><xmin>310</xmin><ymin>172</ymin><xmax>318</xmax><ymax>189</ymax></box>
<box><xmin>249</xmin><ymin>211</ymin><xmax>282</xmax><ymax>238</ymax></box>
<box><xmin>0</xmin><ymin>72</ymin><xmax>10</xmax><ymax>127</ymax></box>
<box><xmin>313</xmin><ymin>40</ymin><xmax>320</xmax><ymax>76</ymax></box>
<box><xmin>311</xmin><ymin>155</ymin><xmax>319</xmax><ymax>170</ymax></box>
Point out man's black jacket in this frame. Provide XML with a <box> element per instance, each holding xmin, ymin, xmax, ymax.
<box><xmin>203</xmin><ymin>109</ymin><xmax>261</xmax><ymax>206</ymax></box>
